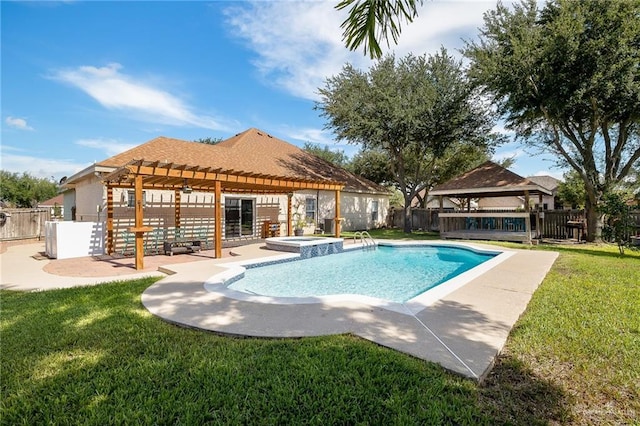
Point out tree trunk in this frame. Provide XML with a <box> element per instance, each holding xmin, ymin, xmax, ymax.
<box><xmin>585</xmin><ymin>196</ymin><xmax>603</xmax><ymax>242</ymax></box>
<box><xmin>403</xmin><ymin>197</ymin><xmax>412</xmax><ymax>233</ymax></box>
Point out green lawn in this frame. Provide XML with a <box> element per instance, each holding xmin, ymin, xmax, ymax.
<box><xmin>1</xmin><ymin>236</ymin><xmax>638</xmax><ymax>425</ymax></box>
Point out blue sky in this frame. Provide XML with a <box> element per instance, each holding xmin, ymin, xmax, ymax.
<box><xmin>1</xmin><ymin>0</ymin><xmax>564</xmax><ymax>182</ymax></box>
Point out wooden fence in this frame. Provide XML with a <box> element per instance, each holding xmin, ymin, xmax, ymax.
<box><xmin>0</xmin><ymin>209</ymin><xmax>51</xmax><ymax>241</ymax></box>
<box><xmin>389</xmin><ymin>208</ymin><xmax>640</xmax><ymax>241</ymax></box>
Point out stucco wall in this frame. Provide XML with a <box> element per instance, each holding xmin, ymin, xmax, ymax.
<box><xmin>74</xmin><ymin>176</ymin><xmax>106</xmax><ymax>222</ymax></box>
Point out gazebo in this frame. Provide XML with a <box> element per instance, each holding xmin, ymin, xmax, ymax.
<box><xmin>102</xmin><ymin>159</ymin><xmax>345</xmax><ymax>270</ymax></box>
<box><xmin>430</xmin><ymin>162</ymin><xmax>552</xmax><ymax>243</ymax></box>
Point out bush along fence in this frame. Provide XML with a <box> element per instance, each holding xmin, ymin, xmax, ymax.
<box><xmin>388</xmin><ymin>208</ymin><xmax>640</xmax><ymax>242</ymax></box>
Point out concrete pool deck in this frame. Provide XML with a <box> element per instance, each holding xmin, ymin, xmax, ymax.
<box><xmin>141</xmin><ymin>241</ymin><xmax>558</xmax><ymax>381</ymax></box>
<box><xmin>0</xmin><ymin>239</ymin><xmax>558</xmax><ymax>381</ymax></box>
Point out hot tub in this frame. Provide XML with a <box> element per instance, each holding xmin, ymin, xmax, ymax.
<box><xmin>265</xmin><ymin>236</ymin><xmax>344</xmax><ymax>258</ymax></box>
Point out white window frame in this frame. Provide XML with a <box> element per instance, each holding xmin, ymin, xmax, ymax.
<box><xmin>305</xmin><ymin>197</ymin><xmax>316</xmax><ymax>222</ymax></box>
<box><xmin>371</xmin><ymin>200</ymin><xmax>379</xmax><ymax>222</ymax></box>
<box><xmin>127</xmin><ymin>190</ymin><xmax>146</xmax><ymax>208</ymax></box>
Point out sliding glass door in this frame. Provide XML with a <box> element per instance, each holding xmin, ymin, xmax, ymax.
<box><xmin>225</xmin><ymin>198</ymin><xmax>254</xmax><ymax>238</ymax></box>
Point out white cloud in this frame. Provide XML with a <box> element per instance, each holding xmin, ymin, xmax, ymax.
<box><xmin>493</xmin><ymin>148</ymin><xmax>525</xmax><ymax>162</ymax></box>
<box><xmin>224</xmin><ymin>2</ymin><xmax>371</xmax><ymax>100</ymax></box>
<box><xmin>0</xmin><ymin>152</ymin><xmax>88</xmax><ymax>181</ymax></box>
<box><xmin>50</xmin><ymin>63</ymin><xmax>231</xmax><ymax>131</ymax></box>
<box><xmin>283</xmin><ymin>127</ymin><xmax>336</xmax><ymax>146</ymax></box>
<box><xmin>5</xmin><ymin>116</ymin><xmax>34</xmax><ymax>131</ymax></box>
<box><xmin>280</xmin><ymin>125</ymin><xmax>359</xmax><ymax>156</ymax></box>
<box><xmin>223</xmin><ymin>1</ymin><xmax>496</xmax><ymax>101</ymax></box>
<box><xmin>75</xmin><ymin>138</ymin><xmax>137</xmax><ymax>157</ymax></box>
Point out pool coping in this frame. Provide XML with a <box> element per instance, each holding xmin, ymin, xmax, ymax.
<box><xmin>204</xmin><ymin>241</ymin><xmax>514</xmax><ymax>315</ymax></box>
<box><xmin>141</xmin><ymin>239</ymin><xmax>558</xmax><ymax>382</ymax></box>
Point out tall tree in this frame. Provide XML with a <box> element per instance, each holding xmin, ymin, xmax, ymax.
<box><xmin>337</xmin><ymin>0</ymin><xmax>423</xmax><ymax>59</ymax></box>
<box><xmin>557</xmin><ymin>169</ymin><xmax>587</xmax><ymax>209</ymax></box>
<box><xmin>0</xmin><ymin>171</ymin><xmax>58</xmax><ymax>208</ymax></box>
<box><xmin>463</xmin><ymin>0</ymin><xmax>640</xmax><ymax>241</ymax></box>
<box><xmin>302</xmin><ymin>142</ymin><xmax>349</xmax><ymax>168</ymax></box>
<box><xmin>194</xmin><ymin>137</ymin><xmax>223</xmax><ymax>145</ymax></box>
<box><xmin>317</xmin><ymin>50</ymin><xmax>500</xmax><ymax>232</ymax></box>
<box><xmin>349</xmin><ymin>148</ymin><xmax>395</xmax><ymax>185</ymax></box>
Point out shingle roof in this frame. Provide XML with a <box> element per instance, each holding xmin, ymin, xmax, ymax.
<box><xmin>97</xmin><ymin>128</ymin><xmax>387</xmax><ymax>194</ymax></box>
<box><xmin>37</xmin><ymin>194</ymin><xmax>64</xmax><ymax>206</ymax></box>
<box><xmin>430</xmin><ymin>161</ymin><xmax>552</xmax><ymax>197</ymax></box>
<box><xmin>526</xmin><ymin>175</ymin><xmax>560</xmax><ymax>192</ymax></box>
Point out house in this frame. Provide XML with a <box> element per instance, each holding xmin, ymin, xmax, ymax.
<box><xmin>478</xmin><ymin>175</ymin><xmax>561</xmax><ymax>211</ymax></box>
<box><xmin>62</xmin><ymin>128</ymin><xmax>389</xmax><ymax>255</ymax></box>
<box><xmin>37</xmin><ymin>194</ymin><xmax>64</xmax><ymax>218</ymax></box>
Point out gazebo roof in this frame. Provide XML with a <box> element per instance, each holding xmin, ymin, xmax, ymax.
<box><xmin>430</xmin><ymin>161</ymin><xmax>552</xmax><ymax>198</ymax></box>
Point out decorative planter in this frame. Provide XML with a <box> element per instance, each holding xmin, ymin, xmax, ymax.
<box><xmin>294</xmin><ymin>229</ymin><xmax>304</xmax><ymax>236</ymax></box>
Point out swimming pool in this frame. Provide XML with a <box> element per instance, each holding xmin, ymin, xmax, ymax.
<box><xmin>224</xmin><ymin>243</ymin><xmax>502</xmax><ymax>305</ymax></box>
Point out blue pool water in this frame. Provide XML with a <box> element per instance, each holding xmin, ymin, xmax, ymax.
<box><xmin>228</xmin><ymin>245</ymin><xmax>496</xmax><ymax>303</ymax></box>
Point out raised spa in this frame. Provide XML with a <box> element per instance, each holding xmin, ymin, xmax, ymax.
<box><xmin>265</xmin><ymin>236</ymin><xmax>344</xmax><ymax>258</ymax></box>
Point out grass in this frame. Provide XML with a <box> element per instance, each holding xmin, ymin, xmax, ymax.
<box><xmin>1</xmin><ymin>236</ymin><xmax>639</xmax><ymax>424</ymax></box>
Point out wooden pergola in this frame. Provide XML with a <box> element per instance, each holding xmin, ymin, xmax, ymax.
<box><xmin>102</xmin><ymin>159</ymin><xmax>345</xmax><ymax>270</ymax></box>
<box><xmin>430</xmin><ymin>187</ymin><xmax>552</xmax><ymax>243</ymax></box>
<box><xmin>429</xmin><ymin>162</ymin><xmax>553</xmax><ymax>243</ymax></box>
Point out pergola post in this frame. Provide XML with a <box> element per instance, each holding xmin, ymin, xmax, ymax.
<box><xmin>287</xmin><ymin>193</ymin><xmax>293</xmax><ymax>236</ymax></box>
<box><xmin>106</xmin><ymin>186</ymin><xmax>114</xmax><ymax>254</ymax></box>
<box><xmin>524</xmin><ymin>190</ymin><xmax>531</xmax><ymax>243</ymax></box>
<box><xmin>214</xmin><ymin>180</ymin><xmax>222</xmax><ymax>258</ymax></box>
<box><xmin>132</xmin><ymin>175</ymin><xmax>146</xmax><ymax>270</ymax></box>
<box><xmin>174</xmin><ymin>189</ymin><xmax>181</xmax><ymax>230</ymax></box>
<box><xmin>334</xmin><ymin>189</ymin><xmax>341</xmax><ymax>237</ymax></box>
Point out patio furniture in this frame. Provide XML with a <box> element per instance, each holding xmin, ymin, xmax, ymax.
<box><xmin>465</xmin><ymin>217</ymin><xmax>478</xmax><ymax>230</ymax></box>
<box><xmin>482</xmin><ymin>217</ymin><xmax>496</xmax><ymax>230</ymax></box>
<box><xmin>566</xmin><ymin>220</ymin><xmax>586</xmax><ymax>241</ymax></box>
<box><xmin>163</xmin><ymin>239</ymin><xmax>201</xmax><ymax>256</ymax></box>
<box><xmin>261</xmin><ymin>221</ymin><xmax>280</xmax><ymax>238</ymax></box>
<box><xmin>120</xmin><ymin>231</ymin><xmax>135</xmax><ymax>256</ymax></box>
<box><xmin>173</xmin><ymin>227</ymin><xmax>186</xmax><ymax>242</ymax></box>
<box><xmin>144</xmin><ymin>228</ymin><xmax>165</xmax><ymax>255</ymax></box>
<box><xmin>194</xmin><ymin>227</ymin><xmax>211</xmax><ymax>250</ymax></box>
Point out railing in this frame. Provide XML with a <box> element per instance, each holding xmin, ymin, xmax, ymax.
<box><xmin>438</xmin><ymin>212</ymin><xmax>533</xmax><ymax>243</ymax></box>
<box><xmin>353</xmin><ymin>231</ymin><xmax>376</xmax><ymax>248</ymax></box>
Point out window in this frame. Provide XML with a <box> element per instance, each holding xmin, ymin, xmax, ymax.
<box><xmin>371</xmin><ymin>200</ymin><xmax>379</xmax><ymax>222</ymax></box>
<box><xmin>127</xmin><ymin>190</ymin><xmax>146</xmax><ymax>208</ymax></box>
<box><xmin>305</xmin><ymin>198</ymin><xmax>316</xmax><ymax>221</ymax></box>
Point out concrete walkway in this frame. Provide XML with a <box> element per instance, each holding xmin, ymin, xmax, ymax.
<box><xmin>0</xmin><ymin>239</ymin><xmax>558</xmax><ymax>381</ymax></box>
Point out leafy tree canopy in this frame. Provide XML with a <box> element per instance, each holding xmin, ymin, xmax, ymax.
<box><xmin>194</xmin><ymin>137</ymin><xmax>223</xmax><ymax>145</ymax></box>
<box><xmin>0</xmin><ymin>171</ymin><xmax>58</xmax><ymax>208</ymax></box>
<box><xmin>302</xmin><ymin>143</ymin><xmax>349</xmax><ymax>168</ymax></box>
<box><xmin>557</xmin><ymin>169</ymin><xmax>587</xmax><ymax>209</ymax></box>
<box><xmin>348</xmin><ymin>148</ymin><xmax>395</xmax><ymax>185</ymax></box>
<box><xmin>317</xmin><ymin>50</ymin><xmax>501</xmax><ymax>232</ymax></box>
<box><xmin>463</xmin><ymin>0</ymin><xmax>640</xmax><ymax>241</ymax></box>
